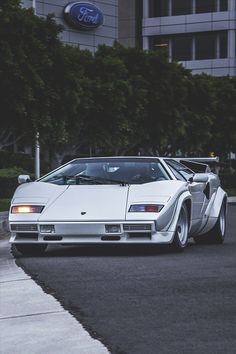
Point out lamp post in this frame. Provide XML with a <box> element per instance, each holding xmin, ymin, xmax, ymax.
<box><xmin>35</xmin><ymin>132</ymin><xmax>40</xmax><ymax>179</ymax></box>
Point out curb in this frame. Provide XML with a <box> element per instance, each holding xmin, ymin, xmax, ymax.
<box><xmin>0</xmin><ymin>237</ymin><xmax>109</xmax><ymax>354</ymax></box>
<box><xmin>227</xmin><ymin>197</ymin><xmax>236</xmax><ymax>204</ymax></box>
<box><xmin>0</xmin><ymin>212</ymin><xmax>9</xmax><ymax>235</ymax></box>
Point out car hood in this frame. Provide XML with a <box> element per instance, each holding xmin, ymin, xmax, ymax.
<box><xmin>40</xmin><ymin>184</ymin><xmax>129</xmax><ymax>222</ymax></box>
<box><xmin>10</xmin><ymin>180</ymin><xmax>186</xmax><ymax>222</ymax></box>
<box><xmin>9</xmin><ymin>182</ymin><xmax>69</xmax><ymax>222</ymax></box>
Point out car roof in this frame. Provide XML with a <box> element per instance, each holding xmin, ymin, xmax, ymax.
<box><xmin>73</xmin><ymin>156</ymin><xmax>163</xmax><ymax>161</ymax></box>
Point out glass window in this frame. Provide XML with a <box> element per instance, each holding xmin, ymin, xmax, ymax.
<box><xmin>40</xmin><ymin>158</ymin><xmax>170</xmax><ymax>185</ymax></box>
<box><xmin>149</xmin><ymin>0</ymin><xmax>169</xmax><ymax>17</ymax></box>
<box><xmin>196</xmin><ymin>0</ymin><xmax>216</xmax><ymax>13</ymax></box>
<box><xmin>165</xmin><ymin>160</ymin><xmax>194</xmax><ymax>181</ymax></box>
<box><xmin>172</xmin><ymin>34</ymin><xmax>192</xmax><ymax>61</ymax></box>
<box><xmin>195</xmin><ymin>32</ymin><xmax>216</xmax><ymax>60</ymax></box>
<box><xmin>172</xmin><ymin>0</ymin><xmax>192</xmax><ymax>16</ymax></box>
<box><xmin>149</xmin><ymin>36</ymin><xmax>169</xmax><ymax>51</ymax></box>
<box><xmin>219</xmin><ymin>31</ymin><xmax>227</xmax><ymax>58</ymax></box>
<box><xmin>220</xmin><ymin>0</ymin><xmax>228</xmax><ymax>11</ymax></box>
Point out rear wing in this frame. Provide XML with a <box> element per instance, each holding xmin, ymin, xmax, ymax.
<box><xmin>173</xmin><ymin>157</ymin><xmax>219</xmax><ymax>173</ymax></box>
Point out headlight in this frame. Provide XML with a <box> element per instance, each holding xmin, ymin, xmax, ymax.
<box><xmin>11</xmin><ymin>205</ymin><xmax>44</xmax><ymax>214</ymax></box>
<box><xmin>129</xmin><ymin>204</ymin><xmax>164</xmax><ymax>213</ymax></box>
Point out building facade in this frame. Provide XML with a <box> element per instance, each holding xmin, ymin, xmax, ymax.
<box><xmin>118</xmin><ymin>0</ymin><xmax>142</xmax><ymax>48</ymax></box>
<box><xmin>22</xmin><ymin>0</ymin><xmax>118</xmax><ymax>52</ymax></box>
<box><xmin>21</xmin><ymin>1</ymin><xmax>236</xmax><ymax>76</ymax></box>
<box><xmin>142</xmin><ymin>0</ymin><xmax>236</xmax><ymax>76</ymax></box>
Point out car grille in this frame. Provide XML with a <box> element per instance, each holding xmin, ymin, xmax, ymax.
<box><xmin>123</xmin><ymin>224</ymin><xmax>152</xmax><ymax>231</ymax></box>
<box><xmin>11</xmin><ymin>224</ymin><xmax>38</xmax><ymax>232</ymax></box>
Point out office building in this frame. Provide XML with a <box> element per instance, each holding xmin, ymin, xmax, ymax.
<box><xmin>142</xmin><ymin>0</ymin><xmax>236</xmax><ymax>76</ymax></box>
<box><xmin>22</xmin><ymin>0</ymin><xmax>118</xmax><ymax>52</ymax></box>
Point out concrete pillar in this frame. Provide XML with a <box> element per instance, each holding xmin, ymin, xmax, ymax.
<box><xmin>32</xmin><ymin>0</ymin><xmax>36</xmax><ymax>14</ymax></box>
<box><xmin>228</xmin><ymin>0</ymin><xmax>235</xmax><ymax>11</ymax></box>
<box><xmin>168</xmin><ymin>0</ymin><xmax>172</xmax><ymax>16</ymax></box>
<box><xmin>168</xmin><ymin>38</ymin><xmax>172</xmax><ymax>62</ymax></box>
<box><xmin>192</xmin><ymin>0</ymin><xmax>196</xmax><ymax>14</ymax></box>
<box><xmin>216</xmin><ymin>33</ymin><xmax>220</xmax><ymax>58</ymax></box>
<box><xmin>192</xmin><ymin>36</ymin><xmax>196</xmax><ymax>60</ymax></box>
<box><xmin>143</xmin><ymin>36</ymin><xmax>149</xmax><ymax>50</ymax></box>
<box><xmin>228</xmin><ymin>30</ymin><xmax>235</xmax><ymax>59</ymax></box>
<box><xmin>143</xmin><ymin>0</ymin><xmax>149</xmax><ymax>18</ymax></box>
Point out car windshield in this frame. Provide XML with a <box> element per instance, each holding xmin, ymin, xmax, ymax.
<box><xmin>39</xmin><ymin>158</ymin><xmax>170</xmax><ymax>185</ymax></box>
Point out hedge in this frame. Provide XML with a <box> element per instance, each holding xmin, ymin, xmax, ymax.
<box><xmin>0</xmin><ymin>150</ymin><xmax>34</xmax><ymax>171</ymax></box>
<box><xmin>219</xmin><ymin>173</ymin><xmax>236</xmax><ymax>189</ymax></box>
<box><xmin>0</xmin><ymin>177</ymin><xmax>18</xmax><ymax>198</ymax></box>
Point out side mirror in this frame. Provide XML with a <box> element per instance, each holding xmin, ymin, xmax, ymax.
<box><xmin>18</xmin><ymin>175</ymin><xmax>31</xmax><ymax>184</ymax></box>
<box><xmin>189</xmin><ymin>173</ymin><xmax>208</xmax><ymax>183</ymax></box>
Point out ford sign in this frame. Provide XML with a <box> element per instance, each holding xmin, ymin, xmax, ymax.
<box><xmin>63</xmin><ymin>2</ymin><xmax>104</xmax><ymax>30</ymax></box>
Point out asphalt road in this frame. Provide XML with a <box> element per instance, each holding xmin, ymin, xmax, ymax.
<box><xmin>16</xmin><ymin>205</ymin><xmax>236</xmax><ymax>354</ymax></box>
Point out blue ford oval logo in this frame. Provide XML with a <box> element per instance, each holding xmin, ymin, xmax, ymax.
<box><xmin>63</xmin><ymin>2</ymin><xmax>104</xmax><ymax>30</ymax></box>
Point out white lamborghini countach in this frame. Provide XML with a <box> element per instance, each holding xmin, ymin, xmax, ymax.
<box><xmin>9</xmin><ymin>157</ymin><xmax>227</xmax><ymax>255</ymax></box>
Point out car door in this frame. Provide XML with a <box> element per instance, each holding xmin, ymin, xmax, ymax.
<box><xmin>164</xmin><ymin>160</ymin><xmax>207</xmax><ymax>228</ymax></box>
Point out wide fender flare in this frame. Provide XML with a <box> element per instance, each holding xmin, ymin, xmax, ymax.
<box><xmin>163</xmin><ymin>191</ymin><xmax>192</xmax><ymax>233</ymax></box>
<box><xmin>207</xmin><ymin>186</ymin><xmax>227</xmax><ymax>219</ymax></box>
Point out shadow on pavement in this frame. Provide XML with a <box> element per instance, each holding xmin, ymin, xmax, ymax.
<box><xmin>12</xmin><ymin>241</ymin><xmax>198</xmax><ymax>258</ymax></box>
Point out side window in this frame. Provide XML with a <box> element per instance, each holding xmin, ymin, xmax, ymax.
<box><xmin>167</xmin><ymin>164</ymin><xmax>186</xmax><ymax>181</ymax></box>
<box><xmin>165</xmin><ymin>159</ymin><xmax>193</xmax><ymax>181</ymax></box>
<box><xmin>180</xmin><ymin>169</ymin><xmax>194</xmax><ymax>180</ymax></box>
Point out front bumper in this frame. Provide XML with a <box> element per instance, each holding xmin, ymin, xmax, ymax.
<box><xmin>9</xmin><ymin>221</ymin><xmax>174</xmax><ymax>244</ymax></box>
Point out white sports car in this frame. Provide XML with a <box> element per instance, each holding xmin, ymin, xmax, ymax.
<box><xmin>9</xmin><ymin>156</ymin><xmax>227</xmax><ymax>255</ymax></box>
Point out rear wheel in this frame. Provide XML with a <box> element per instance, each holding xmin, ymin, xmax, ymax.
<box><xmin>194</xmin><ymin>201</ymin><xmax>226</xmax><ymax>245</ymax></box>
<box><xmin>12</xmin><ymin>244</ymin><xmax>47</xmax><ymax>256</ymax></box>
<box><xmin>171</xmin><ymin>204</ymin><xmax>189</xmax><ymax>252</ymax></box>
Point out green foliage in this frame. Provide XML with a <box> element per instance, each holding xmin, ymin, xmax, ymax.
<box><xmin>0</xmin><ymin>177</ymin><xmax>18</xmax><ymax>198</ymax></box>
<box><xmin>0</xmin><ymin>151</ymin><xmax>34</xmax><ymax>171</ymax></box>
<box><xmin>0</xmin><ymin>199</ymin><xmax>11</xmax><ymax>212</ymax></box>
<box><xmin>0</xmin><ymin>0</ymin><xmax>236</xmax><ymax>162</ymax></box>
<box><xmin>0</xmin><ymin>167</ymin><xmax>29</xmax><ymax>178</ymax></box>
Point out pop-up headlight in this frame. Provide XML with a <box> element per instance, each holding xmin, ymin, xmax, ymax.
<box><xmin>11</xmin><ymin>205</ymin><xmax>44</xmax><ymax>214</ymax></box>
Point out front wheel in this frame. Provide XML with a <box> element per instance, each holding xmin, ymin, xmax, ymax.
<box><xmin>194</xmin><ymin>201</ymin><xmax>226</xmax><ymax>245</ymax></box>
<box><xmin>12</xmin><ymin>243</ymin><xmax>47</xmax><ymax>256</ymax></box>
<box><xmin>171</xmin><ymin>204</ymin><xmax>189</xmax><ymax>252</ymax></box>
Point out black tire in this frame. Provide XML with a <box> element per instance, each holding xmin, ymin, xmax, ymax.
<box><xmin>171</xmin><ymin>204</ymin><xmax>189</xmax><ymax>252</ymax></box>
<box><xmin>194</xmin><ymin>201</ymin><xmax>226</xmax><ymax>245</ymax></box>
<box><xmin>12</xmin><ymin>243</ymin><xmax>47</xmax><ymax>256</ymax></box>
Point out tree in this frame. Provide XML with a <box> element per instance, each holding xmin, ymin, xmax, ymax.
<box><xmin>210</xmin><ymin>77</ymin><xmax>236</xmax><ymax>157</ymax></box>
<box><xmin>0</xmin><ymin>0</ymin><xmax>65</xmax><ymax>150</ymax></box>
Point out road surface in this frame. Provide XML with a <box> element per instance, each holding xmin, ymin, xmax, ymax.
<box><xmin>15</xmin><ymin>205</ymin><xmax>236</xmax><ymax>354</ymax></box>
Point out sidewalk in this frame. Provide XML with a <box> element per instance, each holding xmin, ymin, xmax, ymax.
<box><xmin>228</xmin><ymin>196</ymin><xmax>236</xmax><ymax>203</ymax></box>
<box><xmin>0</xmin><ymin>215</ymin><xmax>109</xmax><ymax>354</ymax></box>
<box><xmin>0</xmin><ymin>211</ymin><xmax>8</xmax><ymax>238</ymax></box>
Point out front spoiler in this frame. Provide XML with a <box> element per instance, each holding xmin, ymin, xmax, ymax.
<box><xmin>9</xmin><ymin>221</ymin><xmax>175</xmax><ymax>244</ymax></box>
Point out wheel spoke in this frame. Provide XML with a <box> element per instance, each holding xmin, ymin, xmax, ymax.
<box><xmin>176</xmin><ymin>208</ymin><xmax>188</xmax><ymax>245</ymax></box>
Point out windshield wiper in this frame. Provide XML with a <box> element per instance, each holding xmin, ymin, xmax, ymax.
<box><xmin>75</xmin><ymin>175</ymin><xmax>103</xmax><ymax>185</ymax></box>
<box><xmin>77</xmin><ymin>174</ymin><xmax>128</xmax><ymax>186</ymax></box>
<box><xmin>48</xmin><ymin>175</ymin><xmax>103</xmax><ymax>185</ymax></box>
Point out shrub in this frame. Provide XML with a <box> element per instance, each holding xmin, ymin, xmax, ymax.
<box><xmin>0</xmin><ymin>166</ymin><xmax>31</xmax><ymax>198</ymax></box>
<box><xmin>0</xmin><ymin>151</ymin><xmax>34</xmax><ymax>172</ymax></box>
<box><xmin>0</xmin><ymin>167</ymin><xmax>30</xmax><ymax>178</ymax></box>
